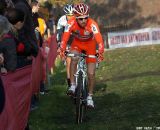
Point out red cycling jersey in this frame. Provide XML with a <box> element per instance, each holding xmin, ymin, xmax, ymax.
<box><xmin>61</xmin><ymin>17</ymin><xmax>104</xmax><ymax>63</ymax></box>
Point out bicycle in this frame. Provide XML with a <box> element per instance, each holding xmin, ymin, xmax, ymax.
<box><xmin>67</xmin><ymin>52</ymin><xmax>97</xmax><ymax>124</ymax></box>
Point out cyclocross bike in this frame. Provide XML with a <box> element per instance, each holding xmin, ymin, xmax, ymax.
<box><xmin>67</xmin><ymin>52</ymin><xmax>97</xmax><ymax>124</ymax></box>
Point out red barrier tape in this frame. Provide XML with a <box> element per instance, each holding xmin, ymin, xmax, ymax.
<box><xmin>47</xmin><ymin>35</ymin><xmax>58</xmax><ymax>71</ymax></box>
<box><xmin>0</xmin><ymin>65</ymin><xmax>32</xmax><ymax>130</ymax></box>
<box><xmin>0</xmin><ymin>35</ymin><xmax>58</xmax><ymax>130</ymax></box>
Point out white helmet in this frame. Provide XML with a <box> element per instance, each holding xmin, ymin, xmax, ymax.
<box><xmin>63</xmin><ymin>4</ymin><xmax>73</xmax><ymax>15</ymax></box>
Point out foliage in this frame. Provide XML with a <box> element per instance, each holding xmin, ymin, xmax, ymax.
<box><xmin>43</xmin><ymin>0</ymin><xmax>84</xmax><ymax>6</ymax></box>
<box><xmin>43</xmin><ymin>1</ymin><xmax>53</xmax><ymax>11</ymax></box>
<box><xmin>41</xmin><ymin>0</ymin><xmax>160</xmax><ymax>34</ymax></box>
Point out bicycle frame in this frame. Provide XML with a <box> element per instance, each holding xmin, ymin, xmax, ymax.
<box><xmin>67</xmin><ymin>53</ymin><xmax>96</xmax><ymax>124</ymax></box>
<box><xmin>68</xmin><ymin>52</ymin><xmax>97</xmax><ymax>96</ymax></box>
<box><xmin>74</xmin><ymin>54</ymin><xmax>87</xmax><ymax>95</ymax></box>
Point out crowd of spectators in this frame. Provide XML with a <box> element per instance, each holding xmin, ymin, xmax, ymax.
<box><xmin>0</xmin><ymin>0</ymin><xmax>57</xmax><ymax>129</ymax></box>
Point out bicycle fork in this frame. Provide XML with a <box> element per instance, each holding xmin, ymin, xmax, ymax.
<box><xmin>74</xmin><ymin>69</ymin><xmax>87</xmax><ymax>102</ymax></box>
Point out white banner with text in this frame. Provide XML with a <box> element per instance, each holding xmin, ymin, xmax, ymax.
<box><xmin>108</xmin><ymin>28</ymin><xmax>160</xmax><ymax>49</ymax></box>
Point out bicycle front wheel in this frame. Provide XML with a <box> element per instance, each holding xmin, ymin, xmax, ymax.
<box><xmin>76</xmin><ymin>70</ymin><xmax>86</xmax><ymax>124</ymax></box>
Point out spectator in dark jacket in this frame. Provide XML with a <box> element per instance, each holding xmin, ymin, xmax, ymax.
<box><xmin>0</xmin><ymin>0</ymin><xmax>7</xmax><ymax>15</ymax></box>
<box><xmin>0</xmin><ymin>0</ymin><xmax>14</xmax><ymax>15</ymax></box>
<box><xmin>46</xmin><ymin>13</ymin><xmax>56</xmax><ymax>38</ymax></box>
<box><xmin>31</xmin><ymin>0</ymin><xmax>43</xmax><ymax>47</ymax></box>
<box><xmin>0</xmin><ymin>8</ymin><xmax>26</xmax><ymax>71</ymax></box>
<box><xmin>5</xmin><ymin>8</ymin><xmax>31</xmax><ymax>68</ymax></box>
<box><xmin>0</xmin><ymin>15</ymin><xmax>17</xmax><ymax>72</ymax></box>
<box><xmin>12</xmin><ymin>0</ymin><xmax>39</xmax><ymax>57</ymax></box>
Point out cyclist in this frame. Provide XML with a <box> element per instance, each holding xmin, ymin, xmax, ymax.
<box><xmin>56</xmin><ymin>4</ymin><xmax>74</xmax><ymax>88</ymax></box>
<box><xmin>58</xmin><ymin>3</ymin><xmax>104</xmax><ymax>108</ymax></box>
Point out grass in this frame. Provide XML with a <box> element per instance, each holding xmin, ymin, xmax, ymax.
<box><xmin>29</xmin><ymin>44</ymin><xmax>160</xmax><ymax>130</ymax></box>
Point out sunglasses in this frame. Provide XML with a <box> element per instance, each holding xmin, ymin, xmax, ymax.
<box><xmin>66</xmin><ymin>14</ymin><xmax>73</xmax><ymax>16</ymax></box>
<box><xmin>77</xmin><ymin>17</ymin><xmax>88</xmax><ymax>21</ymax></box>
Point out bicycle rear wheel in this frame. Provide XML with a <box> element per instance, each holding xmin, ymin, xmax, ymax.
<box><xmin>76</xmin><ymin>70</ymin><xmax>86</xmax><ymax>124</ymax></box>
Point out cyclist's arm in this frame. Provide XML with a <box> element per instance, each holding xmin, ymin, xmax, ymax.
<box><xmin>60</xmin><ymin>23</ymin><xmax>73</xmax><ymax>50</ymax></box>
<box><xmin>91</xmin><ymin>23</ymin><xmax>104</xmax><ymax>53</ymax></box>
<box><xmin>56</xmin><ymin>16</ymin><xmax>67</xmax><ymax>47</ymax></box>
<box><xmin>56</xmin><ymin>18</ymin><xmax>62</xmax><ymax>42</ymax></box>
<box><xmin>56</xmin><ymin>28</ymin><xmax>64</xmax><ymax>43</ymax></box>
<box><xmin>94</xmin><ymin>33</ymin><xmax>104</xmax><ymax>53</ymax></box>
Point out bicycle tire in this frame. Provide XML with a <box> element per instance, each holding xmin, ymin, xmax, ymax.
<box><xmin>82</xmin><ymin>77</ymin><xmax>88</xmax><ymax>104</ymax></box>
<box><xmin>76</xmin><ymin>70</ymin><xmax>86</xmax><ymax>124</ymax></box>
<box><xmin>80</xmin><ymin>76</ymin><xmax>88</xmax><ymax>122</ymax></box>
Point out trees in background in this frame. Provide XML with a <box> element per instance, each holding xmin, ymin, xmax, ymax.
<box><xmin>39</xmin><ymin>0</ymin><xmax>160</xmax><ymax>34</ymax></box>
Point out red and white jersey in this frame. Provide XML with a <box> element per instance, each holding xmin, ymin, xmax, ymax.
<box><xmin>61</xmin><ymin>17</ymin><xmax>104</xmax><ymax>53</ymax></box>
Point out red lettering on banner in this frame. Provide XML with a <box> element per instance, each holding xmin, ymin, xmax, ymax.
<box><xmin>110</xmin><ymin>36</ymin><xmax>121</xmax><ymax>45</ymax></box>
<box><xmin>110</xmin><ymin>32</ymin><xmax>150</xmax><ymax>45</ymax></box>
<box><xmin>121</xmin><ymin>35</ymin><xmax>128</xmax><ymax>43</ymax></box>
<box><xmin>129</xmin><ymin>33</ymin><xmax>149</xmax><ymax>42</ymax></box>
<box><xmin>129</xmin><ymin>34</ymin><xmax>134</xmax><ymax>43</ymax></box>
<box><xmin>152</xmin><ymin>31</ymin><xmax>160</xmax><ymax>40</ymax></box>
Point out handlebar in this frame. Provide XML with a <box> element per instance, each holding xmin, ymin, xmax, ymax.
<box><xmin>66</xmin><ymin>52</ymin><xmax>99</xmax><ymax>69</ymax></box>
<box><xmin>66</xmin><ymin>53</ymin><xmax>97</xmax><ymax>58</ymax></box>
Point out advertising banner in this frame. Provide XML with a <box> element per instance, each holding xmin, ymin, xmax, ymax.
<box><xmin>108</xmin><ymin>28</ymin><xmax>160</xmax><ymax>49</ymax></box>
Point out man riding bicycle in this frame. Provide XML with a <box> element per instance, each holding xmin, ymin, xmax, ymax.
<box><xmin>58</xmin><ymin>3</ymin><xmax>104</xmax><ymax>108</ymax></box>
<box><xmin>56</xmin><ymin>4</ymin><xmax>74</xmax><ymax>88</ymax></box>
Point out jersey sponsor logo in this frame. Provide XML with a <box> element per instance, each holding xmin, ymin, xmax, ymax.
<box><xmin>84</xmin><ymin>30</ymin><xmax>90</xmax><ymax>35</ymax></box>
<box><xmin>64</xmin><ymin>24</ymin><xmax>71</xmax><ymax>32</ymax></box>
<box><xmin>91</xmin><ymin>24</ymin><xmax>98</xmax><ymax>34</ymax></box>
<box><xmin>72</xmin><ymin>30</ymin><xmax>80</xmax><ymax>35</ymax></box>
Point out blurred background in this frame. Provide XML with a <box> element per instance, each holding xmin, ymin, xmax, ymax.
<box><xmin>38</xmin><ymin>0</ymin><xmax>160</xmax><ymax>34</ymax></box>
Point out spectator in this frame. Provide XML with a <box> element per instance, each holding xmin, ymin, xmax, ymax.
<box><xmin>30</xmin><ymin>1</ymin><xmax>48</xmax><ymax>94</ymax></box>
<box><xmin>0</xmin><ymin>0</ymin><xmax>15</xmax><ymax>15</ymax></box>
<box><xmin>5</xmin><ymin>8</ymin><xmax>28</xmax><ymax>68</ymax></box>
<box><xmin>38</xmin><ymin>13</ymin><xmax>47</xmax><ymax>39</ymax></box>
<box><xmin>0</xmin><ymin>0</ymin><xmax>7</xmax><ymax>15</ymax></box>
<box><xmin>0</xmin><ymin>15</ymin><xmax>17</xmax><ymax>72</ymax></box>
<box><xmin>12</xmin><ymin>0</ymin><xmax>39</xmax><ymax>57</ymax></box>
<box><xmin>37</xmin><ymin>13</ymin><xmax>49</xmax><ymax>95</ymax></box>
<box><xmin>46</xmin><ymin>13</ymin><xmax>56</xmax><ymax>38</ymax></box>
<box><xmin>30</xmin><ymin>0</ymin><xmax>43</xmax><ymax>47</ymax></box>
<box><xmin>30</xmin><ymin>0</ymin><xmax>39</xmax><ymax>28</ymax></box>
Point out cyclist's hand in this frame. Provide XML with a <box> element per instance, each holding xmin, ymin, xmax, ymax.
<box><xmin>57</xmin><ymin>47</ymin><xmax>66</xmax><ymax>60</ymax></box>
<box><xmin>97</xmin><ymin>52</ymin><xmax>104</xmax><ymax>62</ymax></box>
<box><xmin>57</xmin><ymin>42</ymin><xmax>61</xmax><ymax>48</ymax></box>
<box><xmin>0</xmin><ymin>53</ymin><xmax>4</xmax><ymax>64</ymax></box>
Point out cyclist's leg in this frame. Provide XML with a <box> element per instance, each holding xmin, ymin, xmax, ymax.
<box><xmin>67</xmin><ymin>49</ymin><xmax>79</xmax><ymax>94</ymax></box>
<box><xmin>68</xmin><ymin>41</ymin><xmax>84</xmax><ymax>94</ymax></box>
<box><xmin>70</xmin><ymin>49</ymin><xmax>79</xmax><ymax>84</ymax></box>
<box><xmin>86</xmin><ymin>41</ymin><xmax>96</xmax><ymax>107</ymax></box>
<box><xmin>86</xmin><ymin>41</ymin><xmax>96</xmax><ymax>95</ymax></box>
<box><xmin>66</xmin><ymin>46</ymin><xmax>71</xmax><ymax>87</ymax></box>
<box><xmin>87</xmin><ymin>63</ymin><xmax>96</xmax><ymax>95</ymax></box>
<box><xmin>66</xmin><ymin>57</ymin><xmax>71</xmax><ymax>88</ymax></box>
<box><xmin>86</xmin><ymin>63</ymin><xmax>96</xmax><ymax>108</ymax></box>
